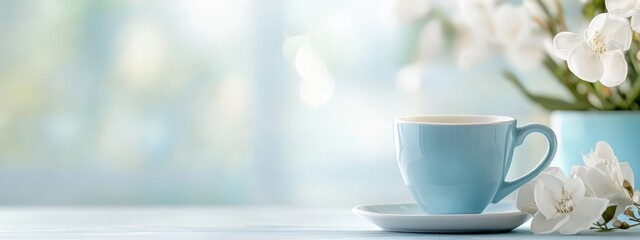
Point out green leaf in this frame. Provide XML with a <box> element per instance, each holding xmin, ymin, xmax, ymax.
<box><xmin>528</xmin><ymin>95</ymin><xmax>591</xmax><ymax>111</ymax></box>
<box><xmin>503</xmin><ymin>71</ymin><xmax>591</xmax><ymax>111</ymax></box>
<box><xmin>602</xmin><ymin>205</ymin><xmax>617</xmax><ymax>224</ymax></box>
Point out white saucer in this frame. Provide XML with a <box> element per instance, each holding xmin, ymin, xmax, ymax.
<box><xmin>353</xmin><ymin>202</ymin><xmax>530</xmax><ymax>233</ymax></box>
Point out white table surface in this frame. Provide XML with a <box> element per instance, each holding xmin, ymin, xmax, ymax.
<box><xmin>0</xmin><ymin>206</ymin><xmax>636</xmax><ymax>239</ymax></box>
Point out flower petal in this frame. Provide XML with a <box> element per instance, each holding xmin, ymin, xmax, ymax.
<box><xmin>586</xmin><ymin>167</ymin><xmax>619</xmax><ymax>198</ymax></box>
<box><xmin>571</xmin><ymin>166</ymin><xmax>595</xmax><ymax>197</ymax></box>
<box><xmin>596</xmin><ymin>141</ymin><xmax>617</xmax><ymax>163</ymax></box>
<box><xmin>457</xmin><ymin>0</ymin><xmax>496</xmax><ymax>39</ymax></box>
<box><xmin>559</xmin><ymin>197</ymin><xmax>609</xmax><ymax>235</ymax></box>
<box><xmin>605</xmin><ymin>0</ymin><xmax>637</xmax><ymax>17</ymax></box>
<box><xmin>571</xmin><ymin>166</ymin><xmax>588</xmax><ymax>180</ymax></box>
<box><xmin>588</xmin><ymin>13</ymin><xmax>632</xmax><ymax>51</ymax></box>
<box><xmin>493</xmin><ymin>4</ymin><xmax>522</xmax><ymax>42</ymax></box>
<box><xmin>543</xmin><ymin>167</ymin><xmax>568</xmax><ymax>180</ymax></box>
<box><xmin>609</xmin><ymin>160</ymin><xmax>626</xmax><ymax>187</ymax></box>
<box><xmin>517</xmin><ymin>167</ymin><xmax>571</xmax><ymax>215</ymax></box>
<box><xmin>553</xmin><ymin>32</ymin><xmax>584</xmax><ymax>60</ymax></box>
<box><xmin>454</xmin><ymin>20</ymin><xmax>492</xmax><ymax>69</ymax></box>
<box><xmin>564</xmin><ymin>178</ymin><xmax>586</xmax><ymax>206</ymax></box>
<box><xmin>632</xmin><ymin>11</ymin><xmax>640</xmax><ymax>33</ymax></box>
<box><xmin>620</xmin><ymin>162</ymin><xmax>635</xmax><ymax>187</ymax></box>
<box><xmin>582</xmin><ymin>150</ymin><xmax>599</xmax><ymax>167</ymax></box>
<box><xmin>605</xmin><ymin>192</ymin><xmax>634</xmax><ymax>216</ymax></box>
<box><xmin>534</xmin><ymin>175</ymin><xmax>564</xmax><ymax>219</ymax></box>
<box><xmin>600</xmin><ymin>49</ymin><xmax>628</xmax><ymax>87</ymax></box>
<box><xmin>517</xmin><ymin>181</ymin><xmax>538</xmax><ymax>214</ymax></box>
<box><xmin>531</xmin><ymin>212</ymin><xmax>569</xmax><ymax>234</ymax></box>
<box><xmin>594</xmin><ymin>161</ymin><xmax>611</xmax><ymax>173</ymax></box>
<box><xmin>567</xmin><ymin>43</ymin><xmax>604</xmax><ymax>82</ymax></box>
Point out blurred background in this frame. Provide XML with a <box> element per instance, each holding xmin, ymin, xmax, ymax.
<box><xmin>0</xmin><ymin>0</ymin><xmax>583</xmax><ymax>206</ymax></box>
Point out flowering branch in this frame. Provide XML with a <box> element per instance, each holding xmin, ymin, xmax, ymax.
<box><xmin>394</xmin><ymin>0</ymin><xmax>640</xmax><ymax>110</ymax></box>
<box><xmin>511</xmin><ymin>0</ymin><xmax>640</xmax><ymax>110</ymax></box>
<box><xmin>590</xmin><ymin>203</ymin><xmax>640</xmax><ymax>231</ymax></box>
<box><xmin>516</xmin><ymin>141</ymin><xmax>639</xmax><ymax>235</ymax></box>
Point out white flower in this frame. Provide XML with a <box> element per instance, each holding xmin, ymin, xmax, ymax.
<box><xmin>453</xmin><ymin>0</ymin><xmax>497</xmax><ymax>69</ymax></box>
<box><xmin>553</xmin><ymin>13</ymin><xmax>632</xmax><ymax>87</ymax></box>
<box><xmin>454</xmin><ymin>1</ymin><xmax>547</xmax><ymax>70</ymax></box>
<box><xmin>517</xmin><ymin>167</ymin><xmax>610</xmax><ymax>235</ymax></box>
<box><xmin>533</xmin><ymin>177</ymin><xmax>608</xmax><ymax>235</ymax></box>
<box><xmin>456</xmin><ymin>0</ymin><xmax>497</xmax><ymax>39</ymax></box>
<box><xmin>606</xmin><ymin>0</ymin><xmax>640</xmax><ymax>32</ymax></box>
<box><xmin>572</xmin><ymin>141</ymin><xmax>635</xmax><ymax>217</ymax></box>
<box><xmin>492</xmin><ymin>3</ymin><xmax>546</xmax><ymax>70</ymax></box>
<box><xmin>453</xmin><ymin>20</ymin><xmax>492</xmax><ymax>69</ymax></box>
<box><xmin>517</xmin><ymin>167</ymin><xmax>566</xmax><ymax>214</ymax></box>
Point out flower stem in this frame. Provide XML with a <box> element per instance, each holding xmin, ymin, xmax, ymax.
<box><xmin>592</xmin><ymin>222</ymin><xmax>610</xmax><ymax>231</ymax></box>
<box><xmin>541</xmin><ymin>56</ymin><xmax>593</xmax><ymax>108</ymax></box>
<box><xmin>535</xmin><ymin>0</ymin><xmax>558</xmax><ymax>35</ymax></box>
<box><xmin>554</xmin><ymin>0</ymin><xmax>568</xmax><ymax>32</ymax></box>
<box><xmin>591</xmin><ymin>205</ymin><xmax>640</xmax><ymax>231</ymax></box>
<box><xmin>585</xmin><ymin>83</ymin><xmax>616</xmax><ymax>110</ymax></box>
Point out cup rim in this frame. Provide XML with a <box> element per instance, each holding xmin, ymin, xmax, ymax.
<box><xmin>394</xmin><ymin>114</ymin><xmax>516</xmax><ymax>126</ymax></box>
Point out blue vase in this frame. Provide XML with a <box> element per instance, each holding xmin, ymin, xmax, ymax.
<box><xmin>551</xmin><ymin>111</ymin><xmax>640</xmax><ymax>189</ymax></box>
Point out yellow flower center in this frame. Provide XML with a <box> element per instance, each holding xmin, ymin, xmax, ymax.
<box><xmin>555</xmin><ymin>187</ymin><xmax>575</xmax><ymax>214</ymax></box>
<box><xmin>591</xmin><ymin>31</ymin><xmax>607</xmax><ymax>54</ymax></box>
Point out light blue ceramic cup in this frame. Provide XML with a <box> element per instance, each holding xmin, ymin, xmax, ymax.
<box><xmin>394</xmin><ymin>115</ymin><xmax>557</xmax><ymax>214</ymax></box>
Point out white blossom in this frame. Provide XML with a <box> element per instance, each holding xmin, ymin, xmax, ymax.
<box><xmin>517</xmin><ymin>167</ymin><xmax>610</xmax><ymax>235</ymax></box>
<box><xmin>453</xmin><ymin>0</ymin><xmax>497</xmax><ymax>69</ymax></box>
<box><xmin>606</xmin><ymin>0</ymin><xmax>640</xmax><ymax>32</ymax></box>
<box><xmin>553</xmin><ymin>13</ymin><xmax>632</xmax><ymax>87</ymax></box>
<box><xmin>492</xmin><ymin>3</ymin><xmax>546</xmax><ymax>70</ymax></box>
<box><xmin>572</xmin><ymin>141</ymin><xmax>635</xmax><ymax>217</ymax></box>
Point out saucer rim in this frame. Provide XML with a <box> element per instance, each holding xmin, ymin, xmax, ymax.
<box><xmin>352</xmin><ymin>202</ymin><xmax>527</xmax><ymax>218</ymax></box>
<box><xmin>353</xmin><ymin>202</ymin><xmax>532</xmax><ymax>233</ymax></box>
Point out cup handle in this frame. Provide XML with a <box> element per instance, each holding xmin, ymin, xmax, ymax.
<box><xmin>491</xmin><ymin>123</ymin><xmax>557</xmax><ymax>203</ymax></box>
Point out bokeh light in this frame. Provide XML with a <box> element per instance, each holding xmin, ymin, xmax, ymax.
<box><xmin>0</xmin><ymin>0</ymin><xmax>558</xmax><ymax>206</ymax></box>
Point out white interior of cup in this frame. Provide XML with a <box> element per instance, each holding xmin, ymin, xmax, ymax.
<box><xmin>395</xmin><ymin>115</ymin><xmax>515</xmax><ymax>125</ymax></box>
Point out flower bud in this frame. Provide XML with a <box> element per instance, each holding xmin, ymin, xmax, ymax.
<box><xmin>620</xmin><ymin>221</ymin><xmax>631</xmax><ymax>229</ymax></box>
<box><xmin>624</xmin><ymin>208</ymin><xmax>636</xmax><ymax>218</ymax></box>
<box><xmin>613</xmin><ymin>220</ymin><xmax>622</xmax><ymax>228</ymax></box>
